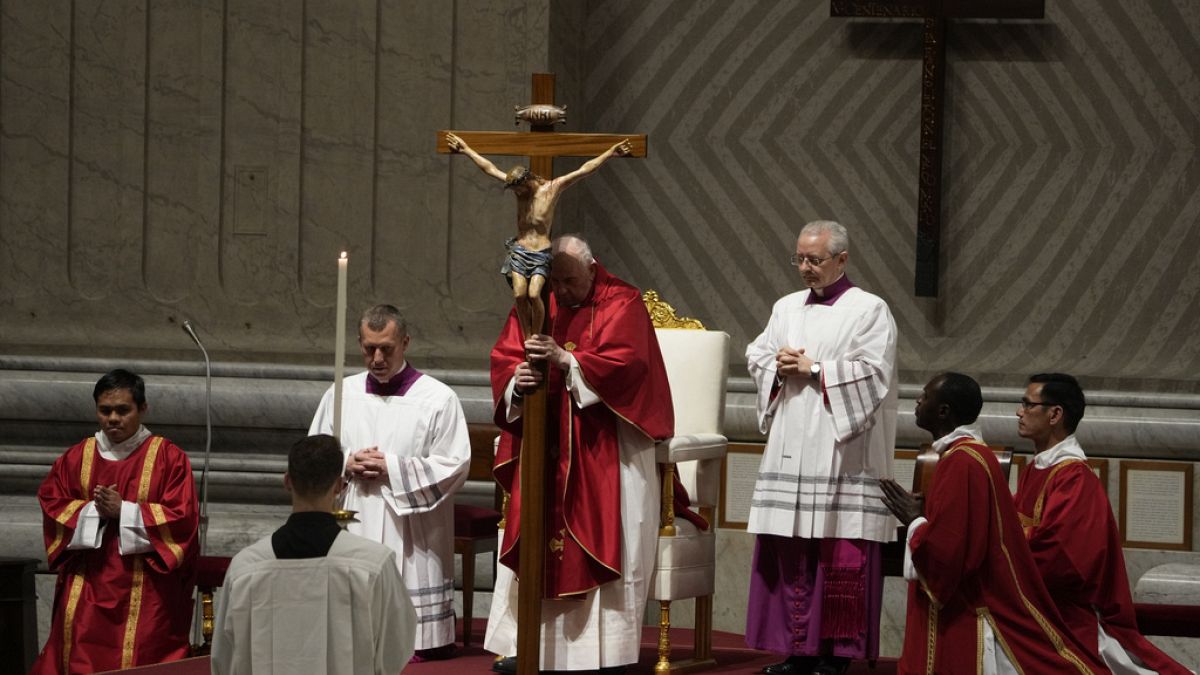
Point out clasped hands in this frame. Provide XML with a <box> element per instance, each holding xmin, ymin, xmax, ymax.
<box><xmin>346</xmin><ymin>447</ymin><xmax>388</xmax><ymax>482</ymax></box>
<box><xmin>93</xmin><ymin>484</ymin><xmax>122</xmax><ymax>519</ymax></box>
<box><xmin>775</xmin><ymin>346</ymin><xmax>815</xmax><ymax>379</ymax></box>
<box><xmin>879</xmin><ymin>478</ymin><xmax>924</xmax><ymax>526</ymax></box>
<box><xmin>513</xmin><ymin>334</ymin><xmax>570</xmax><ymax>395</ymax></box>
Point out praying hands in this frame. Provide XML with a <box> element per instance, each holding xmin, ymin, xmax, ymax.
<box><xmin>346</xmin><ymin>447</ymin><xmax>388</xmax><ymax>481</ymax></box>
<box><xmin>93</xmin><ymin>484</ymin><xmax>122</xmax><ymax>519</ymax></box>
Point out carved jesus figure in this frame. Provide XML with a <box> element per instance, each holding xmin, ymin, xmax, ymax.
<box><xmin>445</xmin><ymin>131</ymin><xmax>631</xmax><ymax>337</ymax></box>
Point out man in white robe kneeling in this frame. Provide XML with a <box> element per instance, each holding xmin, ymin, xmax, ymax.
<box><xmin>212</xmin><ymin>434</ymin><xmax>417</xmax><ymax>675</ymax></box>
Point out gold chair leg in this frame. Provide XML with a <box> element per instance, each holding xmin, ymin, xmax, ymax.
<box><xmin>655</xmin><ymin>600</ymin><xmax>672</xmax><ymax>672</ymax></box>
<box><xmin>201</xmin><ymin>589</ymin><xmax>215</xmax><ymax>653</ymax></box>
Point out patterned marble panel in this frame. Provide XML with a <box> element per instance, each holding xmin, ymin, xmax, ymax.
<box><xmin>298</xmin><ymin>0</ymin><xmax>377</xmax><ymax>306</ymax></box>
<box><xmin>220</xmin><ymin>0</ymin><xmax>303</xmax><ymax>304</ymax></box>
<box><xmin>374</xmin><ymin>0</ymin><xmax>453</xmax><ymax>312</ymax></box>
<box><xmin>0</xmin><ymin>1</ymin><xmax>72</xmax><ymax>301</ymax></box>
<box><xmin>68</xmin><ymin>0</ymin><xmax>148</xmax><ymax>300</ymax></box>
<box><xmin>570</xmin><ymin>0</ymin><xmax>1200</xmax><ymax>392</ymax></box>
<box><xmin>144</xmin><ymin>0</ymin><xmax>224</xmax><ymax>304</ymax></box>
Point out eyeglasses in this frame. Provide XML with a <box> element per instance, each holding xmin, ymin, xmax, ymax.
<box><xmin>790</xmin><ymin>254</ymin><xmax>835</xmax><ymax>268</ymax></box>
<box><xmin>1018</xmin><ymin>399</ymin><xmax>1058</xmax><ymax>411</ymax></box>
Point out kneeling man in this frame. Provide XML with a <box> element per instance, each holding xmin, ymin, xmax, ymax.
<box><xmin>1015</xmin><ymin>373</ymin><xmax>1189</xmax><ymax>674</ymax></box>
<box><xmin>880</xmin><ymin>373</ymin><xmax>1110</xmax><ymax>674</ymax></box>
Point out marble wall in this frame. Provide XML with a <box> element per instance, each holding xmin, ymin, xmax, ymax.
<box><xmin>2</xmin><ymin>0</ymin><xmax>1197</xmax><ymax>394</ymax></box>
<box><xmin>0</xmin><ymin>0</ymin><xmax>564</xmax><ymax>366</ymax></box>
<box><xmin>1</xmin><ymin>0</ymin><xmax>1198</xmax><ymax>668</ymax></box>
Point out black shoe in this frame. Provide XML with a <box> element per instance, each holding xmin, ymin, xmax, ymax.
<box><xmin>812</xmin><ymin>656</ymin><xmax>850</xmax><ymax>675</ymax></box>
<box><xmin>492</xmin><ymin>656</ymin><xmax>516</xmax><ymax>674</ymax></box>
<box><xmin>761</xmin><ymin>655</ymin><xmax>817</xmax><ymax>675</ymax></box>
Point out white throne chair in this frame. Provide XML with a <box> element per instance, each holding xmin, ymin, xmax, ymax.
<box><xmin>643</xmin><ymin>290</ymin><xmax>729</xmax><ymax>674</ymax></box>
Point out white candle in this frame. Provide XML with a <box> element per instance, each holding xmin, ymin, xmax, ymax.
<box><xmin>332</xmin><ymin>251</ymin><xmax>348</xmax><ymax>440</ymax></box>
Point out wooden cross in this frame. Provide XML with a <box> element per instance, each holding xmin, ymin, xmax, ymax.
<box><xmin>437</xmin><ymin>73</ymin><xmax>645</xmax><ymax>675</ymax></box>
<box><xmin>831</xmin><ymin>0</ymin><xmax>1044</xmax><ymax>297</ymax></box>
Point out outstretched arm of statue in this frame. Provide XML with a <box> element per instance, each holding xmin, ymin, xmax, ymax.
<box><xmin>445</xmin><ymin>132</ymin><xmax>508</xmax><ymax>182</ymax></box>
<box><xmin>553</xmin><ymin>138</ymin><xmax>632</xmax><ymax>190</ymax></box>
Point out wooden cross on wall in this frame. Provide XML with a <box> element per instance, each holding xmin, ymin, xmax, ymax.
<box><xmin>831</xmin><ymin>0</ymin><xmax>1044</xmax><ymax>297</ymax></box>
<box><xmin>437</xmin><ymin>73</ymin><xmax>646</xmax><ymax>675</ymax></box>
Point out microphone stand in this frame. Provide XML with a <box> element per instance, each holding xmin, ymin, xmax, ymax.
<box><xmin>182</xmin><ymin>320</ymin><xmax>213</xmax><ymax>551</ymax></box>
<box><xmin>181</xmin><ymin>320</ymin><xmax>213</xmax><ymax>649</ymax></box>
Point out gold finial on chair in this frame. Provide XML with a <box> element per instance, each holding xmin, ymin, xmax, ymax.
<box><xmin>642</xmin><ymin>290</ymin><xmax>705</xmax><ymax>330</ymax></box>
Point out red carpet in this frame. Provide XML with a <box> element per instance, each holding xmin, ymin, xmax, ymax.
<box><xmin>106</xmin><ymin>620</ymin><xmax>897</xmax><ymax>673</ymax></box>
<box><xmin>402</xmin><ymin>620</ymin><xmax>897</xmax><ymax>674</ymax></box>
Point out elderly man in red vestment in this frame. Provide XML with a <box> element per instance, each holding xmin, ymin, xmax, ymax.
<box><xmin>484</xmin><ymin>234</ymin><xmax>674</xmax><ymax>673</ymax></box>
<box><xmin>1015</xmin><ymin>373</ymin><xmax>1190</xmax><ymax>674</ymax></box>
<box><xmin>880</xmin><ymin>372</ymin><xmax>1111</xmax><ymax>674</ymax></box>
<box><xmin>32</xmin><ymin>369</ymin><xmax>199</xmax><ymax>674</ymax></box>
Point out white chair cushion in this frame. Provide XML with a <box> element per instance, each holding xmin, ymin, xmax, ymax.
<box><xmin>650</xmin><ymin>519</ymin><xmax>715</xmax><ymax>601</ymax></box>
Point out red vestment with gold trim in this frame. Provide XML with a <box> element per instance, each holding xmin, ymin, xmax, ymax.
<box><xmin>1017</xmin><ymin>460</ymin><xmax>1190</xmax><ymax>674</ymax></box>
<box><xmin>900</xmin><ymin>438</ymin><xmax>1110</xmax><ymax>674</ymax></box>
<box><xmin>32</xmin><ymin>435</ymin><xmax>199</xmax><ymax>674</ymax></box>
<box><xmin>490</xmin><ymin>263</ymin><xmax>674</xmax><ymax>598</ymax></box>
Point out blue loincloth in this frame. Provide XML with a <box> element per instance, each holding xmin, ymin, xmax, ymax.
<box><xmin>501</xmin><ymin>237</ymin><xmax>551</xmax><ymax>283</ymax></box>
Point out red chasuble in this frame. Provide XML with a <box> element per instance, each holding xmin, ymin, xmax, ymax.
<box><xmin>901</xmin><ymin>438</ymin><xmax>1109</xmax><ymax>674</ymax></box>
<box><xmin>490</xmin><ymin>263</ymin><xmax>674</xmax><ymax>598</ymax></box>
<box><xmin>32</xmin><ymin>436</ymin><xmax>199</xmax><ymax>674</ymax></box>
<box><xmin>1016</xmin><ymin>460</ymin><xmax>1190</xmax><ymax>674</ymax></box>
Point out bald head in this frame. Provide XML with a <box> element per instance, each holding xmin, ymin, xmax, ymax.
<box><xmin>550</xmin><ymin>235</ymin><xmax>597</xmax><ymax>306</ymax></box>
<box><xmin>552</xmin><ymin>235</ymin><xmax>595</xmax><ymax>265</ymax></box>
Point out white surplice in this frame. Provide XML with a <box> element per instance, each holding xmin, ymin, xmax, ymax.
<box><xmin>745</xmin><ymin>286</ymin><xmax>899</xmax><ymax>542</ymax></box>
<box><xmin>211</xmin><ymin>529</ymin><xmax>417</xmax><ymax>675</ymax></box>
<box><xmin>483</xmin><ymin>364</ymin><xmax>660</xmax><ymax>670</ymax></box>
<box><xmin>309</xmin><ymin>370</ymin><xmax>471</xmax><ymax>650</ymax></box>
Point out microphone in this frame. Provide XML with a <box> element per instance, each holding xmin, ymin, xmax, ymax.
<box><xmin>181</xmin><ymin>321</ymin><xmax>212</xmax><ymax>553</ymax></box>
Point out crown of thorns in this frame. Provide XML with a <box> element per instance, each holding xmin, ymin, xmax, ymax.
<box><xmin>504</xmin><ymin>166</ymin><xmax>532</xmax><ymax>188</ymax></box>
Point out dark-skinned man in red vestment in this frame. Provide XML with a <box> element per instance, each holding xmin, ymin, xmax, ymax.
<box><xmin>879</xmin><ymin>372</ymin><xmax>1111</xmax><ymax>674</ymax></box>
<box><xmin>1015</xmin><ymin>373</ymin><xmax>1189</xmax><ymax>674</ymax></box>
<box><xmin>484</xmin><ymin>234</ymin><xmax>674</xmax><ymax>673</ymax></box>
<box><xmin>32</xmin><ymin>369</ymin><xmax>199</xmax><ymax>674</ymax></box>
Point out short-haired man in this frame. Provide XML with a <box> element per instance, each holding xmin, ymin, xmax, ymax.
<box><xmin>212</xmin><ymin>434</ymin><xmax>417</xmax><ymax>674</ymax></box>
<box><xmin>32</xmin><ymin>369</ymin><xmax>199</xmax><ymax>674</ymax></box>
<box><xmin>485</xmin><ymin>235</ymin><xmax>675</xmax><ymax>672</ymax></box>
<box><xmin>880</xmin><ymin>373</ymin><xmax>1110</xmax><ymax>673</ymax></box>
<box><xmin>1015</xmin><ymin>373</ymin><xmax>1189</xmax><ymax>673</ymax></box>
<box><xmin>744</xmin><ymin>220</ymin><xmax>898</xmax><ymax>675</ymax></box>
<box><xmin>308</xmin><ymin>305</ymin><xmax>471</xmax><ymax>658</ymax></box>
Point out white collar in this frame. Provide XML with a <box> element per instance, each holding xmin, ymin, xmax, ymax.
<box><xmin>932</xmin><ymin>424</ymin><xmax>984</xmax><ymax>454</ymax></box>
<box><xmin>95</xmin><ymin>425</ymin><xmax>152</xmax><ymax>461</ymax></box>
<box><xmin>1033</xmin><ymin>434</ymin><xmax>1087</xmax><ymax>469</ymax></box>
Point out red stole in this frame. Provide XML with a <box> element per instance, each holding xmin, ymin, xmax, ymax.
<box><xmin>490</xmin><ymin>263</ymin><xmax>674</xmax><ymax>598</ymax></box>
<box><xmin>33</xmin><ymin>436</ymin><xmax>199</xmax><ymax>674</ymax></box>
<box><xmin>1016</xmin><ymin>461</ymin><xmax>1190</xmax><ymax>674</ymax></box>
<box><xmin>900</xmin><ymin>438</ymin><xmax>1108</xmax><ymax>674</ymax></box>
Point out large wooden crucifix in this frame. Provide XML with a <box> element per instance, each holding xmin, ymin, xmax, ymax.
<box><xmin>437</xmin><ymin>73</ymin><xmax>646</xmax><ymax>675</ymax></box>
<box><xmin>831</xmin><ymin>0</ymin><xmax>1044</xmax><ymax>297</ymax></box>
